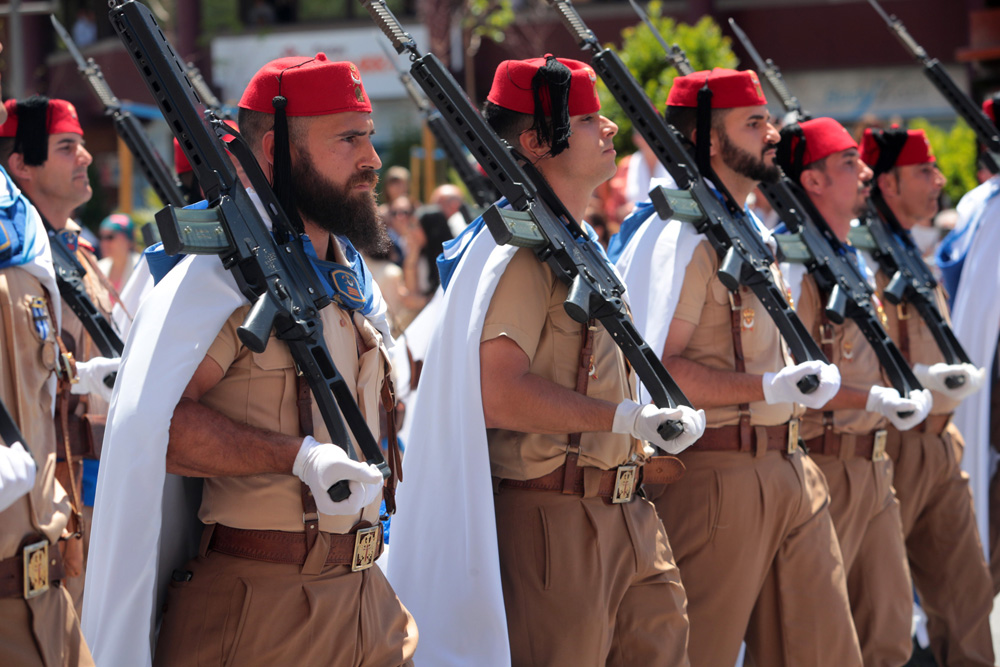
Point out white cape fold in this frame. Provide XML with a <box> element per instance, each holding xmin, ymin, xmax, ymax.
<box><xmin>385</xmin><ymin>222</ymin><xmax>516</xmax><ymax>667</ymax></box>
<box><xmin>82</xmin><ymin>241</ymin><xmax>392</xmax><ymax>666</ymax></box>
<box><xmin>948</xmin><ymin>217</ymin><xmax>1000</xmax><ymax>559</ymax></box>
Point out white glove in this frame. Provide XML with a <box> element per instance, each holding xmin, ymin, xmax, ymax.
<box><xmin>613</xmin><ymin>399</ymin><xmax>707</xmax><ymax>455</ymax></box>
<box><xmin>913</xmin><ymin>363</ymin><xmax>986</xmax><ymax>401</ymax></box>
<box><xmin>70</xmin><ymin>356</ymin><xmax>120</xmax><ymax>402</ymax></box>
<box><xmin>866</xmin><ymin>386</ymin><xmax>933</xmax><ymax>431</ymax></box>
<box><xmin>0</xmin><ymin>443</ymin><xmax>36</xmax><ymax>513</ymax></box>
<box><xmin>762</xmin><ymin>360</ymin><xmax>841</xmax><ymax>410</ymax></box>
<box><xmin>292</xmin><ymin>436</ymin><xmax>383</xmax><ymax>516</ymax></box>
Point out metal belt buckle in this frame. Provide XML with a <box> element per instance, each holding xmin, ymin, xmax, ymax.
<box><xmin>612</xmin><ymin>464</ymin><xmax>638</xmax><ymax>504</ymax></box>
<box><xmin>23</xmin><ymin>540</ymin><xmax>50</xmax><ymax>599</ymax></box>
<box><xmin>351</xmin><ymin>526</ymin><xmax>380</xmax><ymax>572</ymax></box>
<box><xmin>872</xmin><ymin>430</ymin><xmax>888</xmax><ymax>462</ymax></box>
<box><xmin>895</xmin><ymin>304</ymin><xmax>911</xmax><ymax>321</ymax></box>
<box><xmin>787</xmin><ymin>419</ymin><xmax>800</xmax><ymax>455</ymax></box>
<box><xmin>58</xmin><ymin>351</ymin><xmax>79</xmax><ymax>384</ymax></box>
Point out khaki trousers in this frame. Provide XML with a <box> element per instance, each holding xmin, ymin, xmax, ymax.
<box><xmin>0</xmin><ymin>582</ymin><xmax>94</xmax><ymax>667</ymax></box>
<box><xmin>493</xmin><ymin>487</ymin><xmax>690</xmax><ymax>667</ymax></box>
<box><xmin>154</xmin><ymin>527</ymin><xmax>418</xmax><ymax>666</ymax></box>
<box><xmin>655</xmin><ymin>448</ymin><xmax>862</xmax><ymax>667</ymax></box>
<box><xmin>812</xmin><ymin>452</ymin><xmax>912</xmax><ymax>666</ymax></box>
<box><xmin>887</xmin><ymin>424</ymin><xmax>995</xmax><ymax>667</ymax></box>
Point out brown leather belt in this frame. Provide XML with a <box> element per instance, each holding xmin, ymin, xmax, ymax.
<box><xmin>0</xmin><ymin>538</ymin><xmax>65</xmax><ymax>599</ymax></box>
<box><xmin>209</xmin><ymin>522</ymin><xmax>383</xmax><ymax>572</ymax></box>
<box><xmin>806</xmin><ymin>429</ymin><xmax>888</xmax><ymax>461</ymax></box>
<box><xmin>689</xmin><ymin>421</ymin><xmax>800</xmax><ymax>454</ymax></box>
<box><xmin>498</xmin><ymin>456</ymin><xmax>685</xmax><ymax>504</ymax></box>
<box><xmin>916</xmin><ymin>413</ymin><xmax>951</xmax><ymax>436</ymax></box>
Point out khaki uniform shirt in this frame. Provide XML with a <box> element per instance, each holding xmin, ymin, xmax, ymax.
<box><xmin>673</xmin><ymin>240</ymin><xmax>803</xmax><ymax>427</ymax></box>
<box><xmin>481</xmin><ymin>248</ymin><xmax>641</xmax><ymax>481</ymax></box>
<box><xmin>796</xmin><ymin>273</ymin><xmax>888</xmax><ymax>440</ymax></box>
<box><xmin>197</xmin><ymin>243</ymin><xmax>389</xmax><ymax>535</ymax></box>
<box><xmin>875</xmin><ymin>270</ymin><xmax>959</xmax><ymax>415</ymax></box>
<box><xmin>0</xmin><ymin>268</ymin><xmax>71</xmax><ymax>558</ymax></box>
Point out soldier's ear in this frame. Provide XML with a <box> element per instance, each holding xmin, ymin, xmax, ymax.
<box><xmin>517</xmin><ymin>129</ymin><xmax>550</xmax><ymax>161</ymax></box>
<box><xmin>261</xmin><ymin>130</ymin><xmax>276</xmax><ymax>168</ymax></box>
<box><xmin>7</xmin><ymin>151</ymin><xmax>30</xmax><ymax>182</ymax></box>
<box><xmin>800</xmin><ymin>168</ymin><xmax>824</xmax><ymax>196</ymax></box>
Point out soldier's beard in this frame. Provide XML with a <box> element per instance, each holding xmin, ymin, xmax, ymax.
<box><xmin>291</xmin><ymin>150</ymin><xmax>391</xmax><ymax>255</ymax></box>
<box><xmin>719</xmin><ymin>129</ymin><xmax>781</xmax><ymax>184</ymax></box>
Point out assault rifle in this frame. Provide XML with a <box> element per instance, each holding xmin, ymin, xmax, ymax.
<box><xmin>186</xmin><ymin>63</ymin><xmax>233</xmax><ymax>121</ymax></box>
<box><xmin>728</xmin><ymin>19</ymin><xmax>809</xmax><ymax>123</ymax></box>
<box><xmin>378</xmin><ymin>39</ymin><xmax>498</xmax><ymax>210</ymax></box>
<box><xmin>626</xmin><ymin>0</ymin><xmax>694</xmax><ymax>76</ymax></box>
<box><xmin>360</xmin><ymin>0</ymin><xmax>690</xmax><ymax>437</ymax></box>
<box><xmin>50</xmin><ymin>14</ymin><xmax>186</xmax><ymax>208</ymax></box>
<box><xmin>547</xmin><ymin>0</ymin><xmax>826</xmax><ymax>392</ymax></box>
<box><xmin>866</xmin><ymin>0</ymin><xmax>1000</xmax><ymax>174</ymax></box>
<box><xmin>724</xmin><ymin>20</ymin><xmax>972</xmax><ymax>384</ymax></box>
<box><xmin>0</xmin><ymin>396</ymin><xmax>35</xmax><ymax>466</ymax></box>
<box><xmin>108</xmin><ymin>0</ymin><xmax>390</xmax><ymax>502</ymax></box>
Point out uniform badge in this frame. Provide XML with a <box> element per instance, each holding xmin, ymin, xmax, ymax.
<box><xmin>742</xmin><ymin>307</ymin><xmax>755</xmax><ymax>331</ymax></box>
<box><xmin>588</xmin><ymin>355</ymin><xmax>598</xmax><ymax>381</ymax></box>
<box><xmin>354</xmin><ymin>86</ymin><xmax>364</xmax><ymax>103</ymax></box>
<box><xmin>349</xmin><ymin>63</ymin><xmax>362</xmax><ymax>84</ymax></box>
<box><xmin>842</xmin><ymin>340</ymin><xmax>855</xmax><ymax>361</ymax></box>
<box><xmin>749</xmin><ymin>71</ymin><xmax>764</xmax><ymax>100</ymax></box>
<box><xmin>785</xmin><ymin>286</ymin><xmax>795</xmax><ymax>308</ymax></box>
<box><xmin>329</xmin><ymin>267</ymin><xmax>366</xmax><ymax>310</ymax></box>
<box><xmin>30</xmin><ymin>296</ymin><xmax>50</xmax><ymax>340</ymax></box>
<box><xmin>57</xmin><ymin>228</ymin><xmax>78</xmax><ymax>252</ymax></box>
<box><xmin>872</xmin><ymin>295</ymin><xmax>888</xmax><ymax>328</ymax></box>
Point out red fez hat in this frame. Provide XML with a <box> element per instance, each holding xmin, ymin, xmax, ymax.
<box><xmin>487</xmin><ymin>55</ymin><xmax>600</xmax><ymax>116</ymax></box>
<box><xmin>860</xmin><ymin>127</ymin><xmax>934</xmax><ymax>176</ymax></box>
<box><xmin>984</xmin><ymin>97</ymin><xmax>996</xmax><ymax>124</ymax></box>
<box><xmin>238</xmin><ymin>53</ymin><xmax>371</xmax><ymax>116</ymax></box>
<box><xmin>174</xmin><ymin>120</ymin><xmax>237</xmax><ymax>175</ymax></box>
<box><xmin>667</xmin><ymin>69</ymin><xmax>767</xmax><ymax>109</ymax></box>
<box><xmin>777</xmin><ymin>117</ymin><xmax>857</xmax><ymax>180</ymax></box>
<box><xmin>0</xmin><ymin>98</ymin><xmax>84</xmax><ymax>138</ymax></box>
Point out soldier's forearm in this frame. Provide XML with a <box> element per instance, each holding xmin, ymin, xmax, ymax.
<box><xmin>662</xmin><ymin>356</ymin><xmax>766</xmax><ymax>409</ymax></box>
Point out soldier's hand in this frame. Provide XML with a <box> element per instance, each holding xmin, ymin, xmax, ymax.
<box><xmin>866</xmin><ymin>386</ymin><xmax>933</xmax><ymax>430</ymax></box>
<box><xmin>613</xmin><ymin>400</ymin><xmax>707</xmax><ymax>455</ymax></box>
<box><xmin>71</xmin><ymin>356</ymin><xmax>120</xmax><ymax>402</ymax></box>
<box><xmin>762</xmin><ymin>360</ymin><xmax>840</xmax><ymax>409</ymax></box>
<box><xmin>292</xmin><ymin>436</ymin><xmax>383</xmax><ymax>516</ymax></box>
<box><xmin>0</xmin><ymin>443</ymin><xmax>35</xmax><ymax>513</ymax></box>
<box><xmin>913</xmin><ymin>363</ymin><xmax>985</xmax><ymax>401</ymax></box>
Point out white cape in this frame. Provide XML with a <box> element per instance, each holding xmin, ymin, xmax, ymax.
<box><xmin>82</xmin><ymin>237</ymin><xmax>392</xmax><ymax>667</ymax></box>
<box><xmin>384</xmin><ymin>225</ymin><xmax>516</xmax><ymax>667</ymax></box>
<box><xmin>949</xmin><ymin>209</ymin><xmax>1000</xmax><ymax>559</ymax></box>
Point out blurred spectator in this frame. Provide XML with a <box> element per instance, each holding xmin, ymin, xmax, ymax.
<box><xmin>417</xmin><ymin>205</ymin><xmax>453</xmax><ymax>293</ymax></box>
<box><xmin>364</xmin><ymin>244</ymin><xmax>428</xmax><ymax>336</ymax></box>
<box><xmin>249</xmin><ymin>0</ymin><xmax>276</xmax><ymax>25</ymax></box>
<box><xmin>97</xmin><ymin>213</ymin><xmax>140</xmax><ymax>298</ymax></box>
<box><xmin>432</xmin><ymin>183</ymin><xmax>468</xmax><ymax>237</ymax></box>
<box><xmin>748</xmin><ymin>187</ymin><xmax>780</xmax><ymax>229</ymax></box>
<box><xmin>72</xmin><ymin>9</ymin><xmax>97</xmax><ymax>48</ymax></box>
<box><xmin>382</xmin><ymin>165</ymin><xmax>411</xmax><ymax>205</ymax></box>
<box><xmin>623</xmin><ymin>131</ymin><xmax>668</xmax><ymax>210</ymax></box>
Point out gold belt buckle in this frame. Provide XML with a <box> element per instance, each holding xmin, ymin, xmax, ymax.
<box><xmin>787</xmin><ymin>419</ymin><xmax>800</xmax><ymax>455</ymax></box>
<box><xmin>351</xmin><ymin>526</ymin><xmax>380</xmax><ymax>572</ymax></box>
<box><xmin>23</xmin><ymin>540</ymin><xmax>50</xmax><ymax>599</ymax></box>
<box><xmin>872</xmin><ymin>430</ymin><xmax>888</xmax><ymax>462</ymax></box>
<box><xmin>896</xmin><ymin>303</ymin><xmax>911</xmax><ymax>321</ymax></box>
<box><xmin>612</xmin><ymin>464</ymin><xmax>638</xmax><ymax>504</ymax></box>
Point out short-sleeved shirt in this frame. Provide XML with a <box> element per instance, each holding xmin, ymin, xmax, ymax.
<box><xmin>673</xmin><ymin>239</ymin><xmax>802</xmax><ymax>427</ymax></box>
<box><xmin>481</xmin><ymin>247</ymin><xmax>640</xmax><ymax>481</ymax></box>
<box><xmin>197</xmin><ymin>261</ymin><xmax>388</xmax><ymax>535</ymax></box>
<box><xmin>876</xmin><ymin>270</ymin><xmax>959</xmax><ymax>415</ymax></box>
<box><xmin>796</xmin><ymin>273</ymin><xmax>887</xmax><ymax>439</ymax></box>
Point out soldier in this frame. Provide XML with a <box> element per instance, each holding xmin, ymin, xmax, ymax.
<box><xmin>0</xmin><ymin>95</ymin><xmax>121</xmax><ymax>615</ymax></box>
<box><xmin>0</xmin><ymin>62</ymin><xmax>95</xmax><ymax>665</ymax></box>
<box><xmin>614</xmin><ymin>69</ymin><xmax>861</xmax><ymax>667</ymax></box>
<box><xmin>776</xmin><ymin>117</ymin><xmax>932</xmax><ymax>664</ymax></box>
<box><xmin>860</xmin><ymin>127</ymin><xmax>994</xmax><ymax>666</ymax></box>
<box><xmin>387</xmin><ymin>54</ymin><xmax>706</xmax><ymax>666</ymax></box>
<box><xmin>82</xmin><ymin>55</ymin><xmax>416</xmax><ymax>666</ymax></box>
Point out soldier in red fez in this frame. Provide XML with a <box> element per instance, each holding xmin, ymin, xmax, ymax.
<box><xmin>861</xmin><ymin>126</ymin><xmax>995</xmax><ymax>666</ymax></box>
<box><xmin>776</xmin><ymin>116</ymin><xmax>931</xmax><ymax>665</ymax></box>
<box><xmin>139</xmin><ymin>54</ymin><xmax>416</xmax><ymax>666</ymax></box>
<box><xmin>613</xmin><ymin>69</ymin><xmax>862</xmax><ymax>666</ymax></box>
<box><xmin>0</xmin><ymin>96</ymin><xmax>122</xmax><ymax>620</ymax></box>
<box><xmin>0</xmin><ymin>48</ymin><xmax>95</xmax><ymax>666</ymax></box>
<box><xmin>386</xmin><ymin>53</ymin><xmax>705</xmax><ymax>666</ymax></box>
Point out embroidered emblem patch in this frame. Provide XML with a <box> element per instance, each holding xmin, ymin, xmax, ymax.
<box><xmin>330</xmin><ymin>268</ymin><xmax>366</xmax><ymax>310</ymax></box>
<box><xmin>57</xmin><ymin>228</ymin><xmax>78</xmax><ymax>252</ymax></box>
<box><xmin>30</xmin><ymin>296</ymin><xmax>50</xmax><ymax>340</ymax></box>
<box><xmin>742</xmin><ymin>307</ymin><xmax>755</xmax><ymax>331</ymax></box>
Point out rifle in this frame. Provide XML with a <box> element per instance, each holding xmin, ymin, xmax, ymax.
<box><xmin>108</xmin><ymin>0</ymin><xmax>390</xmax><ymax>502</ymax></box>
<box><xmin>722</xmin><ymin>22</ymin><xmax>972</xmax><ymax>384</ymax></box>
<box><xmin>626</xmin><ymin>0</ymin><xmax>694</xmax><ymax>76</ymax></box>
<box><xmin>378</xmin><ymin>39</ymin><xmax>499</xmax><ymax>210</ymax></box>
<box><xmin>186</xmin><ymin>63</ymin><xmax>233</xmax><ymax>121</ymax></box>
<box><xmin>547</xmin><ymin>0</ymin><xmax>826</xmax><ymax>393</ymax></box>
<box><xmin>0</xmin><ymin>396</ymin><xmax>35</xmax><ymax>466</ymax></box>
<box><xmin>360</xmin><ymin>0</ymin><xmax>690</xmax><ymax>438</ymax></box>
<box><xmin>728</xmin><ymin>19</ymin><xmax>809</xmax><ymax>123</ymax></box>
<box><xmin>50</xmin><ymin>14</ymin><xmax>187</xmax><ymax>208</ymax></box>
<box><xmin>866</xmin><ymin>0</ymin><xmax>1000</xmax><ymax>174</ymax></box>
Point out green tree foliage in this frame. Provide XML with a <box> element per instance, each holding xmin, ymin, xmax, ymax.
<box><xmin>599</xmin><ymin>2</ymin><xmax>737</xmax><ymax>154</ymax></box>
<box><xmin>906</xmin><ymin>117</ymin><xmax>978</xmax><ymax>207</ymax></box>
